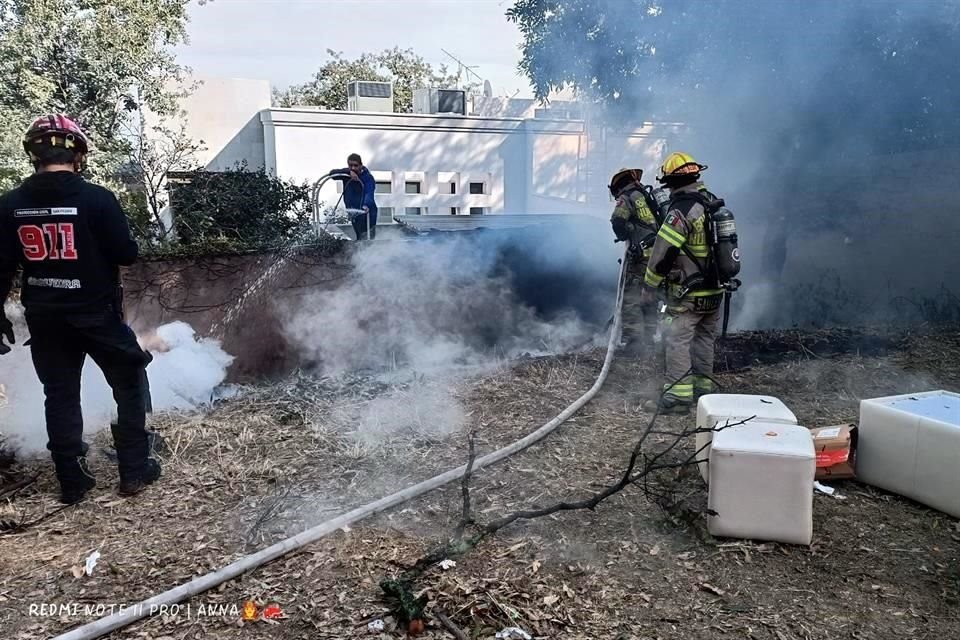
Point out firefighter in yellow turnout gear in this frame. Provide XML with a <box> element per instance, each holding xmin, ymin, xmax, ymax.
<box><xmin>608</xmin><ymin>168</ymin><xmax>662</xmax><ymax>356</ymax></box>
<box><xmin>643</xmin><ymin>153</ymin><xmax>724</xmax><ymax>414</ymax></box>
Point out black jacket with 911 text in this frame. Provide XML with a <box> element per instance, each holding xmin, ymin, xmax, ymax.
<box><xmin>0</xmin><ymin>171</ymin><xmax>138</xmax><ymax>315</ymax></box>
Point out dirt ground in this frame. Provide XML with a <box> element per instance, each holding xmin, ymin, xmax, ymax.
<box><xmin>1</xmin><ymin>329</ymin><xmax>958</xmax><ymax>640</ymax></box>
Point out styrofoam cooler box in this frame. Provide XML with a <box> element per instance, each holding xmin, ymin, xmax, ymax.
<box><xmin>696</xmin><ymin>394</ymin><xmax>798</xmax><ymax>481</ymax></box>
<box><xmin>857</xmin><ymin>390</ymin><xmax>960</xmax><ymax>518</ymax></box>
<box><xmin>707</xmin><ymin>422</ymin><xmax>816</xmax><ymax>545</ymax></box>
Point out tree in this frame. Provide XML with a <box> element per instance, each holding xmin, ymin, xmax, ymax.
<box><xmin>505</xmin><ymin>0</ymin><xmax>960</xmax><ymax>157</ymax></box>
<box><xmin>120</xmin><ymin>109</ymin><xmax>206</xmax><ymax>244</ymax></box>
<box><xmin>0</xmin><ymin>108</ymin><xmax>31</xmax><ymax>192</ymax></box>
<box><xmin>275</xmin><ymin>47</ymin><xmax>466</xmax><ymax>113</ymax></box>
<box><xmin>0</xmin><ymin>0</ymin><xmax>195</xmax><ymax>186</ymax></box>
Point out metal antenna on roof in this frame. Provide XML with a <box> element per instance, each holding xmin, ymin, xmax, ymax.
<box><xmin>440</xmin><ymin>48</ymin><xmax>486</xmax><ymax>91</ymax></box>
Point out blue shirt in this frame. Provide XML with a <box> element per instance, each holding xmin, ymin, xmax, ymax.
<box><xmin>330</xmin><ymin>166</ymin><xmax>377</xmax><ymax>221</ymax></box>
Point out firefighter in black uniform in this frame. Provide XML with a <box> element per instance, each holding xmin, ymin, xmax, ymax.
<box><xmin>0</xmin><ymin>114</ymin><xmax>161</xmax><ymax>504</ymax></box>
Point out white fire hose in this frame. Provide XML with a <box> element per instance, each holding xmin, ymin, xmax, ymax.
<box><xmin>52</xmin><ymin>246</ymin><xmax>629</xmax><ymax>640</ymax></box>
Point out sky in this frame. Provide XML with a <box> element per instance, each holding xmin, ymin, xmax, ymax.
<box><xmin>174</xmin><ymin>0</ymin><xmax>535</xmax><ymax>98</ymax></box>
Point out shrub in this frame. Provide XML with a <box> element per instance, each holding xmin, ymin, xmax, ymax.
<box><xmin>166</xmin><ymin>161</ymin><xmax>312</xmax><ymax>252</ymax></box>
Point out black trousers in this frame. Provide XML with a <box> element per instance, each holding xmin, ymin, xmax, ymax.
<box><xmin>26</xmin><ymin>308</ymin><xmax>152</xmax><ymax>476</ymax></box>
<box><xmin>351</xmin><ymin>213</ymin><xmax>376</xmax><ymax>240</ymax></box>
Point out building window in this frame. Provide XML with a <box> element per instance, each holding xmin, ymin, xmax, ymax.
<box><xmin>375</xmin><ymin>181</ymin><xmax>392</xmax><ymax>194</ymax></box>
<box><xmin>380</xmin><ymin>207</ymin><xmax>394</xmax><ymax>218</ymax></box>
<box><xmin>405</xmin><ymin>181</ymin><xmax>421</xmax><ymax>194</ymax></box>
<box><xmin>469</xmin><ymin>207</ymin><xmax>485</xmax><ymax>215</ymax></box>
<box><xmin>449</xmin><ymin>182</ymin><xmax>457</xmax><ymax>194</ymax></box>
<box><xmin>405</xmin><ymin>207</ymin><xmax>423</xmax><ymax>215</ymax></box>
<box><xmin>450</xmin><ymin>207</ymin><xmax>459</xmax><ymax>215</ymax></box>
<box><xmin>469</xmin><ymin>182</ymin><xmax>484</xmax><ymax>195</ymax></box>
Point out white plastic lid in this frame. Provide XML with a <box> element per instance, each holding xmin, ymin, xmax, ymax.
<box><xmin>698</xmin><ymin>394</ymin><xmax>798</xmax><ymax>426</ymax></box>
<box><xmin>884</xmin><ymin>391</ymin><xmax>960</xmax><ymax>427</ymax></box>
<box><xmin>711</xmin><ymin>421</ymin><xmax>814</xmax><ymax>458</ymax></box>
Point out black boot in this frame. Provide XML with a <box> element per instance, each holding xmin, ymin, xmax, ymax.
<box><xmin>52</xmin><ymin>454</ymin><xmax>97</xmax><ymax>505</ymax></box>
<box><xmin>111</xmin><ymin>423</ymin><xmax>162</xmax><ymax>497</ymax></box>
<box><xmin>118</xmin><ymin>458</ymin><xmax>161</xmax><ymax>497</ymax></box>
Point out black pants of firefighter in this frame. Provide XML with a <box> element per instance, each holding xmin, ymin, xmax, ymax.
<box><xmin>26</xmin><ymin>309</ymin><xmax>153</xmax><ymax>484</ymax></box>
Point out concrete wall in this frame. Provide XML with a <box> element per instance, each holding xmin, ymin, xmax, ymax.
<box><xmin>261</xmin><ymin>108</ymin><xmax>681</xmax><ymax>219</ymax></box>
<box><xmin>151</xmin><ymin>77</ymin><xmax>685</xmax><ymax>220</ymax></box>
<box><xmin>263</xmin><ymin>109</ymin><xmax>523</xmax><ymax>217</ymax></box>
<box><xmin>147</xmin><ymin>74</ymin><xmax>272</xmax><ymax>170</ymax></box>
<box><xmin>185</xmin><ymin>76</ymin><xmax>272</xmax><ymax>170</ymax></box>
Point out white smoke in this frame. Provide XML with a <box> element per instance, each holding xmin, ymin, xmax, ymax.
<box><xmin>0</xmin><ymin>306</ymin><xmax>233</xmax><ymax>456</ymax></box>
<box><xmin>143</xmin><ymin>322</ymin><xmax>235</xmax><ymax>409</ymax></box>
<box><xmin>340</xmin><ymin>382</ymin><xmax>467</xmax><ymax>447</ymax></box>
<box><xmin>280</xmin><ymin>227</ymin><xmax>615</xmax><ymax>450</ymax></box>
<box><xmin>282</xmin><ymin>230</ymin><xmax>612</xmax><ymax>378</ymax></box>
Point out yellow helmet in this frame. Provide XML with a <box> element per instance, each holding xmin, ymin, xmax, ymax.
<box><xmin>608</xmin><ymin>167</ymin><xmax>643</xmax><ymax>196</ymax></box>
<box><xmin>658</xmin><ymin>152</ymin><xmax>707</xmax><ymax>183</ymax></box>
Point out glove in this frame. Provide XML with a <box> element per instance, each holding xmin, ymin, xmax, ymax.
<box><xmin>0</xmin><ymin>316</ymin><xmax>14</xmax><ymax>355</ymax></box>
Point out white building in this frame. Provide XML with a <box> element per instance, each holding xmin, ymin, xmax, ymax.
<box><xmin>165</xmin><ymin>75</ymin><xmax>688</xmax><ymax>222</ymax></box>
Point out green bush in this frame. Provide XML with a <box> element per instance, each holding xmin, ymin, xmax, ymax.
<box><xmin>166</xmin><ymin>161</ymin><xmax>313</xmax><ymax>252</ymax></box>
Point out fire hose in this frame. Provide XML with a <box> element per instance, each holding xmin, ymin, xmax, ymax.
<box><xmin>52</xmin><ymin>246</ymin><xmax>630</xmax><ymax>640</ymax></box>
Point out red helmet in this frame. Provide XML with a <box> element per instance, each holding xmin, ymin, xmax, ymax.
<box><xmin>22</xmin><ymin>114</ymin><xmax>90</xmax><ymax>155</ymax></box>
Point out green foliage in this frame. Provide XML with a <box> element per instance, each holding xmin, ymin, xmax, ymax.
<box><xmin>166</xmin><ymin>162</ymin><xmax>313</xmax><ymax>253</ymax></box>
<box><xmin>505</xmin><ymin>0</ymin><xmax>960</xmax><ymax>152</ymax></box>
<box><xmin>0</xmin><ymin>0</ymin><xmax>193</xmax><ymax>186</ymax></box>
<box><xmin>0</xmin><ymin>109</ymin><xmax>30</xmax><ymax>192</ymax></box>
<box><xmin>0</xmin><ymin>2</ymin><xmax>348</xmax><ymax>260</ymax></box>
<box><xmin>115</xmin><ymin>178</ymin><xmax>155</xmax><ymax>243</ymax></box>
<box><xmin>505</xmin><ymin>0</ymin><xmax>669</xmax><ymax>109</ymax></box>
<box><xmin>275</xmin><ymin>47</ymin><xmax>465</xmax><ymax>113</ymax></box>
<box><xmin>119</xmin><ymin>110</ymin><xmax>206</xmax><ymax>243</ymax></box>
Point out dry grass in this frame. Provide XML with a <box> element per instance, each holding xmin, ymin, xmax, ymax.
<box><xmin>0</xmin><ymin>331</ymin><xmax>958</xmax><ymax>639</ymax></box>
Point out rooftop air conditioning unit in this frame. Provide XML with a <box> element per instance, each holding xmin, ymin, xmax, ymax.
<box><xmin>413</xmin><ymin>88</ymin><xmax>467</xmax><ymax>116</ymax></box>
<box><xmin>347</xmin><ymin>81</ymin><xmax>394</xmax><ymax>112</ymax></box>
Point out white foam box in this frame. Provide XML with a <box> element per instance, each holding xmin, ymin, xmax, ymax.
<box><xmin>857</xmin><ymin>390</ymin><xmax>960</xmax><ymax>518</ymax></box>
<box><xmin>696</xmin><ymin>394</ymin><xmax>799</xmax><ymax>481</ymax></box>
<box><xmin>707</xmin><ymin>422</ymin><xmax>816</xmax><ymax>545</ymax></box>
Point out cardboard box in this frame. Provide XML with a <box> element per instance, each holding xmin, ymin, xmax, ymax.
<box><xmin>810</xmin><ymin>424</ymin><xmax>857</xmax><ymax>480</ymax></box>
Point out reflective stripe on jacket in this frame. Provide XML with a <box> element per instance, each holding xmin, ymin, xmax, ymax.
<box><xmin>644</xmin><ymin>182</ymin><xmax>723</xmax><ymax>301</ymax></box>
<box><xmin>610</xmin><ymin>187</ymin><xmax>658</xmax><ymax>259</ymax></box>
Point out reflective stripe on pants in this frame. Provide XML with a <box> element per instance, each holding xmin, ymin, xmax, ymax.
<box><xmin>662</xmin><ymin>305</ymin><xmax>721</xmax><ymax>400</ymax></box>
